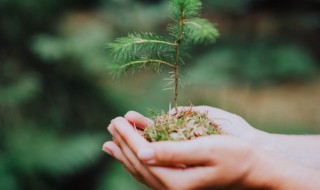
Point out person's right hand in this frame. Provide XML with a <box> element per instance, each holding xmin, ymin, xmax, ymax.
<box><xmin>125</xmin><ymin>106</ymin><xmax>320</xmax><ymax>168</ymax></box>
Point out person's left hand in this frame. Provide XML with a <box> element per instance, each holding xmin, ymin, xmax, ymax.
<box><xmin>103</xmin><ymin>115</ymin><xmax>270</xmax><ymax>190</ymax></box>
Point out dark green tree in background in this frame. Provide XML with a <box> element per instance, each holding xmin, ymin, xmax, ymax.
<box><xmin>0</xmin><ymin>0</ymin><xmax>122</xmax><ymax>189</ymax></box>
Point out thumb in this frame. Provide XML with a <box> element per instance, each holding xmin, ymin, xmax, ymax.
<box><xmin>124</xmin><ymin>111</ymin><xmax>154</xmax><ymax>130</ymax></box>
<box><xmin>137</xmin><ymin>138</ymin><xmax>212</xmax><ymax>166</ymax></box>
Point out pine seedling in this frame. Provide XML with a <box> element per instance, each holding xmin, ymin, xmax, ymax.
<box><xmin>107</xmin><ymin>0</ymin><xmax>221</xmax><ymax>141</ymax></box>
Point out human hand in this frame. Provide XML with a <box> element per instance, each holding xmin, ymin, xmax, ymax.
<box><xmin>103</xmin><ymin>110</ymin><xmax>320</xmax><ymax>190</ymax></box>
<box><xmin>165</xmin><ymin>106</ymin><xmax>320</xmax><ymax>170</ymax></box>
<box><xmin>103</xmin><ymin>117</ymin><xmax>257</xmax><ymax>189</ymax></box>
<box><xmin>103</xmin><ymin>116</ymin><xmax>287</xmax><ymax>189</ymax></box>
<box><xmin>161</xmin><ymin>107</ymin><xmax>320</xmax><ymax>170</ymax></box>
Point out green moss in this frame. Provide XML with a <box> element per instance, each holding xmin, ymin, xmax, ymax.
<box><xmin>144</xmin><ymin>108</ymin><xmax>220</xmax><ymax>142</ymax></box>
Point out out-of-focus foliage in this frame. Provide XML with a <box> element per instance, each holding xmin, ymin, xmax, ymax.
<box><xmin>32</xmin><ymin>24</ymin><xmax>113</xmax><ymax>75</ymax></box>
<box><xmin>189</xmin><ymin>44</ymin><xmax>317</xmax><ymax>86</ymax></box>
<box><xmin>206</xmin><ymin>0</ymin><xmax>251</xmax><ymax>13</ymax></box>
<box><xmin>1</xmin><ymin>0</ymin><xmax>320</xmax><ymax>189</ymax></box>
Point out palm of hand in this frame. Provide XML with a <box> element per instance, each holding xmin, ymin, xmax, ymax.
<box><xmin>190</xmin><ymin>106</ymin><xmax>263</xmax><ymax>141</ymax></box>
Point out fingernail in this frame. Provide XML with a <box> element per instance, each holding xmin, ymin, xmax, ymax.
<box><xmin>137</xmin><ymin>148</ymin><xmax>155</xmax><ymax>160</ymax></box>
<box><xmin>108</xmin><ymin>127</ymin><xmax>114</xmax><ymax>136</ymax></box>
<box><xmin>102</xmin><ymin>146</ymin><xmax>113</xmax><ymax>156</ymax></box>
<box><xmin>124</xmin><ymin>112</ymin><xmax>131</xmax><ymax>118</ymax></box>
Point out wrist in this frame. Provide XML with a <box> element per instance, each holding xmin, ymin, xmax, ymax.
<box><xmin>244</xmin><ymin>147</ymin><xmax>320</xmax><ymax>190</ymax></box>
<box><xmin>250</xmin><ymin>131</ymin><xmax>286</xmax><ymax>156</ymax></box>
<box><xmin>244</xmin><ymin>130</ymin><xmax>275</xmax><ymax>152</ymax></box>
<box><xmin>243</xmin><ymin>148</ymin><xmax>286</xmax><ymax>189</ymax></box>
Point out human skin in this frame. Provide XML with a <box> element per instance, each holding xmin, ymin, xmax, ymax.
<box><xmin>118</xmin><ymin>106</ymin><xmax>320</xmax><ymax>170</ymax></box>
<box><xmin>103</xmin><ymin>107</ymin><xmax>320</xmax><ymax>189</ymax></box>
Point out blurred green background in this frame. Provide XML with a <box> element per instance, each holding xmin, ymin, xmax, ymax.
<box><xmin>0</xmin><ymin>0</ymin><xmax>320</xmax><ymax>189</ymax></box>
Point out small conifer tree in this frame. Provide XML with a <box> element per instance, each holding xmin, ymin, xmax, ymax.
<box><xmin>107</xmin><ymin>0</ymin><xmax>221</xmax><ymax>141</ymax></box>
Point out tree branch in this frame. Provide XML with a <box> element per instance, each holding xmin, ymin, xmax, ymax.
<box><xmin>120</xmin><ymin>59</ymin><xmax>175</xmax><ymax>69</ymax></box>
<box><xmin>122</xmin><ymin>40</ymin><xmax>177</xmax><ymax>48</ymax></box>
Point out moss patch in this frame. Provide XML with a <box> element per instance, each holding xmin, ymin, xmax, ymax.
<box><xmin>144</xmin><ymin>108</ymin><xmax>221</xmax><ymax>142</ymax></box>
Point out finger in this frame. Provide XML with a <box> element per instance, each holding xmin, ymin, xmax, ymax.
<box><xmin>112</xmin><ymin>117</ymin><xmax>210</xmax><ymax>166</ymax></box>
<box><xmin>138</xmin><ymin>137</ymin><xmax>214</xmax><ymax>166</ymax></box>
<box><xmin>124</xmin><ymin>111</ymin><xmax>154</xmax><ymax>130</ymax></box>
<box><xmin>107</xmin><ymin>123</ymin><xmax>120</xmax><ymax>146</ymax></box>
<box><xmin>102</xmin><ymin>141</ymin><xmax>137</xmax><ymax>173</ymax></box>
<box><xmin>149</xmin><ymin>166</ymin><xmax>216</xmax><ymax>190</ymax></box>
<box><xmin>109</xmin><ymin>121</ymin><xmax>145</xmax><ymax>145</ymax></box>
<box><xmin>113</xmin><ymin>131</ymin><xmax>165</xmax><ymax>189</ymax></box>
<box><xmin>112</xmin><ymin>133</ymin><xmax>150</xmax><ymax>186</ymax></box>
<box><xmin>103</xmin><ymin>141</ymin><xmax>148</xmax><ymax>185</ymax></box>
<box><xmin>107</xmin><ymin>123</ymin><xmax>115</xmax><ymax>136</ymax></box>
<box><xmin>112</xmin><ymin>117</ymin><xmax>150</xmax><ymax>154</ymax></box>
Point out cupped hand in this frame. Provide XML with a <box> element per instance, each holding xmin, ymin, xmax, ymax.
<box><xmin>103</xmin><ymin>116</ymin><xmax>273</xmax><ymax>190</ymax></box>
<box><xmin>103</xmin><ymin>107</ymin><xmax>320</xmax><ymax>190</ymax></box>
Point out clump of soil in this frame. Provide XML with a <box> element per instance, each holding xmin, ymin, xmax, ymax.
<box><xmin>144</xmin><ymin>108</ymin><xmax>221</xmax><ymax>142</ymax></box>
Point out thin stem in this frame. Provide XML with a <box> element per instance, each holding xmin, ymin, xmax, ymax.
<box><xmin>173</xmin><ymin>1</ymin><xmax>185</xmax><ymax>112</ymax></box>
<box><xmin>120</xmin><ymin>59</ymin><xmax>175</xmax><ymax>69</ymax></box>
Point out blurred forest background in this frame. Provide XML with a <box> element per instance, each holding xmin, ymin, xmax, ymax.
<box><xmin>0</xmin><ymin>0</ymin><xmax>320</xmax><ymax>189</ymax></box>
